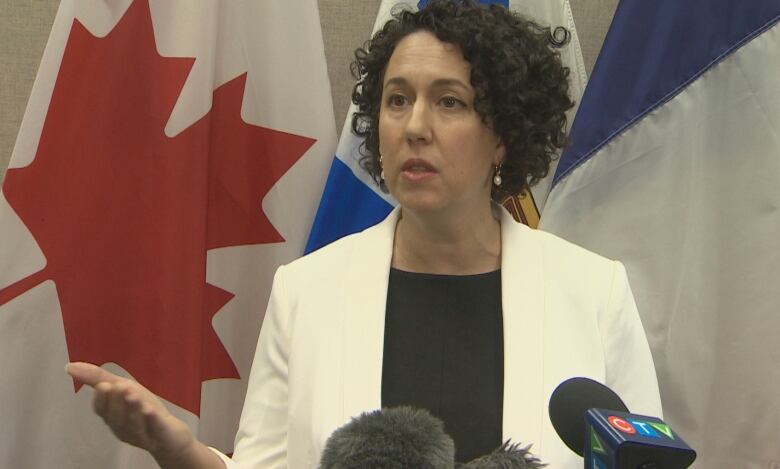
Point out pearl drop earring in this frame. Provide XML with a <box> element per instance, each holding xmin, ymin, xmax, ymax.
<box><xmin>493</xmin><ymin>164</ymin><xmax>503</xmax><ymax>186</ymax></box>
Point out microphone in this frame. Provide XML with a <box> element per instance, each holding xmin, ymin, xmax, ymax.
<box><xmin>319</xmin><ymin>406</ymin><xmax>455</xmax><ymax>468</ymax></box>
<box><xmin>459</xmin><ymin>440</ymin><xmax>546</xmax><ymax>468</ymax></box>
<box><xmin>320</xmin><ymin>406</ymin><xmax>546</xmax><ymax>468</ymax></box>
<box><xmin>548</xmin><ymin>377</ymin><xmax>696</xmax><ymax>469</ymax></box>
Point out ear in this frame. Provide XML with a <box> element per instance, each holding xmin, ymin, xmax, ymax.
<box><xmin>494</xmin><ymin>139</ymin><xmax>506</xmax><ymax>165</ymax></box>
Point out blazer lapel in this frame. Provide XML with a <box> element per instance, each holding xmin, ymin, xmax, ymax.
<box><xmin>337</xmin><ymin>206</ymin><xmax>547</xmax><ymax>450</ymax></box>
<box><xmin>341</xmin><ymin>208</ymin><xmax>399</xmax><ymax>421</ymax></box>
<box><xmin>500</xmin><ymin>208</ymin><xmax>546</xmax><ymax>450</ymax></box>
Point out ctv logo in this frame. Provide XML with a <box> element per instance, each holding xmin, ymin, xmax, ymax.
<box><xmin>608</xmin><ymin>415</ymin><xmax>675</xmax><ymax>439</ymax></box>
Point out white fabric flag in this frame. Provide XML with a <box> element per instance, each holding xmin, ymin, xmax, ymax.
<box><xmin>0</xmin><ymin>0</ymin><xmax>336</xmax><ymax>467</ymax></box>
<box><xmin>540</xmin><ymin>1</ymin><xmax>780</xmax><ymax>466</ymax></box>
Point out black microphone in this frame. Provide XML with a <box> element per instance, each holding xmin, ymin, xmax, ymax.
<box><xmin>459</xmin><ymin>440</ymin><xmax>547</xmax><ymax>468</ymax></box>
<box><xmin>319</xmin><ymin>406</ymin><xmax>455</xmax><ymax>468</ymax></box>
<box><xmin>548</xmin><ymin>377</ymin><xmax>696</xmax><ymax>469</ymax></box>
<box><xmin>320</xmin><ymin>406</ymin><xmax>546</xmax><ymax>468</ymax></box>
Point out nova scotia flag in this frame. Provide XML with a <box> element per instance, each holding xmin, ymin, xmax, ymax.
<box><xmin>306</xmin><ymin>0</ymin><xmax>587</xmax><ymax>253</ymax></box>
<box><xmin>541</xmin><ymin>1</ymin><xmax>780</xmax><ymax>466</ymax></box>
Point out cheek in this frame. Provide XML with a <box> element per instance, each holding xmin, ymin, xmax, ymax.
<box><xmin>377</xmin><ymin>113</ymin><xmax>392</xmax><ymax>153</ymax></box>
<box><xmin>454</xmin><ymin>134</ymin><xmax>501</xmax><ymax>179</ymax></box>
<box><xmin>378</xmin><ymin>118</ymin><xmax>406</xmax><ymax>165</ymax></box>
<box><xmin>442</xmin><ymin>129</ymin><xmax>490</xmax><ymax>162</ymax></box>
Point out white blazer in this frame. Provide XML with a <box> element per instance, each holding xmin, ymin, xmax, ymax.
<box><xmin>215</xmin><ymin>207</ymin><xmax>662</xmax><ymax>468</ymax></box>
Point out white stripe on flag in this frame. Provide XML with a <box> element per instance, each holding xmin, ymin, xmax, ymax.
<box><xmin>541</xmin><ymin>9</ymin><xmax>780</xmax><ymax>467</ymax></box>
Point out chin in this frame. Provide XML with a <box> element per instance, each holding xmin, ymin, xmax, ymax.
<box><xmin>392</xmin><ymin>187</ymin><xmax>487</xmax><ymax>217</ymax></box>
<box><xmin>395</xmin><ymin>194</ymin><xmax>450</xmax><ymax>215</ymax></box>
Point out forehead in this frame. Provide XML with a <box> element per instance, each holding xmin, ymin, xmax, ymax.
<box><xmin>384</xmin><ymin>30</ymin><xmax>471</xmax><ymax>85</ymax></box>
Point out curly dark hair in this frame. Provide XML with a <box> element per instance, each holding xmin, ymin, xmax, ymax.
<box><xmin>351</xmin><ymin>0</ymin><xmax>574</xmax><ymax>200</ymax></box>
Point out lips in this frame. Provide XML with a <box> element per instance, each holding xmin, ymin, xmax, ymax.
<box><xmin>401</xmin><ymin>158</ymin><xmax>436</xmax><ymax>173</ymax></box>
<box><xmin>400</xmin><ymin>158</ymin><xmax>437</xmax><ymax>182</ymax></box>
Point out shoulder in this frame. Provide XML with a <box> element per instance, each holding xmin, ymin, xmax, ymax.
<box><xmin>500</xmin><ymin>213</ymin><xmax>628</xmax><ymax>319</ymax></box>
<box><xmin>531</xmin><ymin>225</ymin><xmax>612</xmax><ymax>263</ymax></box>
<box><xmin>504</xmin><ymin>216</ymin><xmax>617</xmax><ymax>275</ymax></box>
<box><xmin>279</xmin><ymin>208</ymin><xmax>398</xmax><ymax>279</ymax></box>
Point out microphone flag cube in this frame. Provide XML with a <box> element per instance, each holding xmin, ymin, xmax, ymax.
<box><xmin>585</xmin><ymin>409</ymin><xmax>696</xmax><ymax>469</ymax></box>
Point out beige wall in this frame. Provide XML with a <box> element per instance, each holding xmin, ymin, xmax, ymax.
<box><xmin>0</xmin><ymin>0</ymin><xmax>59</xmax><ymax>186</ymax></box>
<box><xmin>0</xmin><ymin>0</ymin><xmax>617</xmax><ymax>186</ymax></box>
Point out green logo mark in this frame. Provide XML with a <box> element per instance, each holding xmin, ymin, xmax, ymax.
<box><xmin>649</xmin><ymin>422</ymin><xmax>674</xmax><ymax>439</ymax></box>
<box><xmin>591</xmin><ymin>427</ymin><xmax>607</xmax><ymax>455</ymax></box>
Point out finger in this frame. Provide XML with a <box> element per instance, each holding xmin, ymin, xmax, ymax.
<box><xmin>66</xmin><ymin>362</ymin><xmax>123</xmax><ymax>387</ymax></box>
<box><xmin>143</xmin><ymin>404</ymin><xmax>166</xmax><ymax>436</ymax></box>
<box><xmin>93</xmin><ymin>381</ymin><xmax>113</xmax><ymax>417</ymax></box>
<box><xmin>126</xmin><ymin>397</ymin><xmax>156</xmax><ymax>449</ymax></box>
<box><xmin>124</xmin><ymin>386</ymin><xmax>146</xmax><ymax>438</ymax></box>
<box><xmin>142</xmin><ymin>404</ymin><xmax>178</xmax><ymax>451</ymax></box>
<box><xmin>104</xmin><ymin>381</ymin><xmax>132</xmax><ymax>429</ymax></box>
<box><xmin>124</xmin><ymin>389</ymin><xmax>146</xmax><ymax>422</ymax></box>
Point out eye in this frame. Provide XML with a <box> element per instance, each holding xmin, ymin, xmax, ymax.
<box><xmin>440</xmin><ymin>96</ymin><xmax>465</xmax><ymax>109</ymax></box>
<box><xmin>387</xmin><ymin>94</ymin><xmax>408</xmax><ymax>107</ymax></box>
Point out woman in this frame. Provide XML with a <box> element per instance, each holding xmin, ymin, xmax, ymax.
<box><xmin>67</xmin><ymin>1</ymin><xmax>662</xmax><ymax>467</ymax></box>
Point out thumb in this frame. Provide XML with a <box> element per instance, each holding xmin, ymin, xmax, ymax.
<box><xmin>65</xmin><ymin>362</ymin><xmax>122</xmax><ymax>388</ymax></box>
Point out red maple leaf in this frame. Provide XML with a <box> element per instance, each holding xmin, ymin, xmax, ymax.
<box><xmin>0</xmin><ymin>0</ymin><xmax>315</xmax><ymax>415</ymax></box>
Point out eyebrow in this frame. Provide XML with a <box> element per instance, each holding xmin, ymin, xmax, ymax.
<box><xmin>383</xmin><ymin>76</ymin><xmax>470</xmax><ymax>91</ymax></box>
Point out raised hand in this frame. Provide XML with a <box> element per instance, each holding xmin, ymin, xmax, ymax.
<box><xmin>66</xmin><ymin>362</ymin><xmax>224</xmax><ymax>468</ymax></box>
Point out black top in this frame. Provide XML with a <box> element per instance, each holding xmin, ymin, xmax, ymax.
<box><xmin>381</xmin><ymin>267</ymin><xmax>504</xmax><ymax>463</ymax></box>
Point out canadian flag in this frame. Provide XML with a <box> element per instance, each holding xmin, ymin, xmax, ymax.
<box><xmin>0</xmin><ymin>0</ymin><xmax>335</xmax><ymax>467</ymax></box>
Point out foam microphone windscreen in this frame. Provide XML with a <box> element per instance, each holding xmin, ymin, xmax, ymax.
<box><xmin>319</xmin><ymin>406</ymin><xmax>455</xmax><ymax>469</ymax></box>
<box><xmin>548</xmin><ymin>377</ymin><xmax>629</xmax><ymax>456</ymax></box>
<box><xmin>459</xmin><ymin>441</ymin><xmax>546</xmax><ymax>468</ymax></box>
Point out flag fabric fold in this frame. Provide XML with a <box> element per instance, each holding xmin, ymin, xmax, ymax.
<box><xmin>306</xmin><ymin>0</ymin><xmax>587</xmax><ymax>254</ymax></box>
<box><xmin>540</xmin><ymin>1</ymin><xmax>780</xmax><ymax>466</ymax></box>
<box><xmin>0</xmin><ymin>0</ymin><xmax>336</xmax><ymax>467</ymax></box>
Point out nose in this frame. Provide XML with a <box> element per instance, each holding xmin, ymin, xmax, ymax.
<box><xmin>404</xmin><ymin>99</ymin><xmax>432</xmax><ymax>144</ymax></box>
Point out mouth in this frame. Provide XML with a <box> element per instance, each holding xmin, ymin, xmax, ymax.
<box><xmin>401</xmin><ymin>159</ymin><xmax>437</xmax><ymax>173</ymax></box>
<box><xmin>400</xmin><ymin>159</ymin><xmax>437</xmax><ymax>182</ymax></box>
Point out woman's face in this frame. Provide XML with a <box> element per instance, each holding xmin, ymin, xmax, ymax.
<box><xmin>378</xmin><ymin>30</ymin><xmax>505</xmax><ymax>215</ymax></box>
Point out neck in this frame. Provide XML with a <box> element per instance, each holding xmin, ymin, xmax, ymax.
<box><xmin>392</xmin><ymin>203</ymin><xmax>501</xmax><ymax>275</ymax></box>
